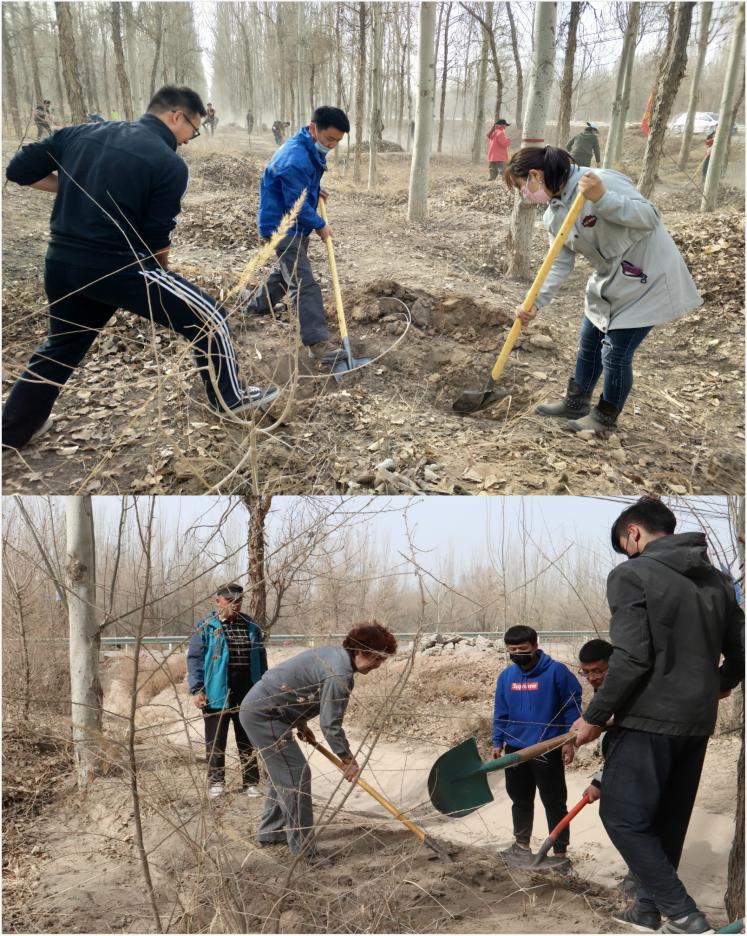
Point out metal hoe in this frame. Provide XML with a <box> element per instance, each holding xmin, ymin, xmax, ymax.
<box><xmin>452</xmin><ymin>190</ymin><xmax>587</xmax><ymax>414</ymax></box>
<box><xmin>310</xmin><ymin>739</ymin><xmax>453</xmax><ymax>861</ymax></box>
<box><xmin>428</xmin><ymin>732</ymin><xmax>575</xmax><ymax>818</ymax></box>
<box><xmin>318</xmin><ymin>198</ymin><xmax>371</xmax><ymax>381</ymax></box>
<box><xmin>532</xmin><ymin>793</ymin><xmax>590</xmax><ymax>866</ymax></box>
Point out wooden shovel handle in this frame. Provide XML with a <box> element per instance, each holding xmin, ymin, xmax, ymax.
<box><xmin>317</xmin><ymin>198</ymin><xmax>348</xmax><ymax>341</ymax></box>
<box><xmin>490</xmin><ymin>190</ymin><xmax>587</xmax><ymax>384</ymax></box>
<box><xmin>513</xmin><ymin>731</ymin><xmax>575</xmax><ymax>764</ymax></box>
<box><xmin>310</xmin><ymin>740</ymin><xmax>426</xmax><ymax>842</ymax></box>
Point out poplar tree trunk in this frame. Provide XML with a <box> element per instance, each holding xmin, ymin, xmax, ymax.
<box><xmin>470</xmin><ymin>1</ymin><xmax>491</xmax><ymax>164</ymax></box>
<box><xmin>556</xmin><ymin>2</ymin><xmax>581</xmax><ymax>146</ymax></box>
<box><xmin>368</xmin><ymin>2</ymin><xmax>384</xmax><ymax>188</ymax></box>
<box><xmin>506</xmin><ymin>1</ymin><xmax>523</xmax><ymax>137</ymax></box>
<box><xmin>110</xmin><ymin>3</ymin><xmax>134</xmax><ymax>121</ymax></box>
<box><xmin>604</xmin><ymin>2</ymin><xmax>640</xmax><ymax>167</ymax></box>
<box><xmin>437</xmin><ymin>2</ymin><xmax>452</xmax><ymax>153</ymax></box>
<box><xmin>24</xmin><ymin>3</ymin><xmax>44</xmax><ymax>104</ymax></box>
<box><xmin>506</xmin><ymin>1</ymin><xmax>557</xmax><ymax>280</ymax></box>
<box><xmin>638</xmin><ymin>2</ymin><xmax>695</xmax><ymax>199</ymax></box>
<box><xmin>407</xmin><ymin>1</ymin><xmax>437</xmax><ymax>222</ymax></box>
<box><xmin>353</xmin><ymin>2</ymin><xmax>366</xmax><ymax>183</ymax></box>
<box><xmin>243</xmin><ymin>496</ymin><xmax>272</xmax><ymax>630</ymax></box>
<box><xmin>677</xmin><ymin>3</ymin><xmax>713</xmax><ymax>170</ymax></box>
<box><xmin>2</xmin><ymin>7</ymin><xmax>23</xmax><ymax>138</ymax></box>
<box><xmin>702</xmin><ymin>3</ymin><xmax>744</xmax><ymax>211</ymax></box>
<box><xmin>56</xmin><ymin>2</ymin><xmax>87</xmax><ymax>123</ymax></box>
<box><xmin>66</xmin><ymin>496</ymin><xmax>103</xmax><ymax>790</ymax></box>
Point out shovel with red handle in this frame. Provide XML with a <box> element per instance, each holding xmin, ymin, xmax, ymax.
<box><xmin>532</xmin><ymin>793</ymin><xmax>591</xmax><ymax>866</ymax></box>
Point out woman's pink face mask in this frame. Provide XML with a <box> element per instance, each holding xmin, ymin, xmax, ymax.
<box><xmin>520</xmin><ymin>175</ymin><xmax>551</xmax><ymax>204</ymax></box>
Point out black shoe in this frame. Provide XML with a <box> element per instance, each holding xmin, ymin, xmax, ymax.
<box><xmin>659</xmin><ymin>912</ymin><xmax>714</xmax><ymax>934</ymax></box>
<box><xmin>567</xmin><ymin>397</ymin><xmax>620</xmax><ymax>434</ymax></box>
<box><xmin>611</xmin><ymin>904</ymin><xmax>662</xmax><ymax>932</ymax></box>
<box><xmin>219</xmin><ymin>385</ymin><xmax>280</xmax><ymax>415</ymax></box>
<box><xmin>535</xmin><ymin>378</ymin><xmax>592</xmax><ymax>419</ymax></box>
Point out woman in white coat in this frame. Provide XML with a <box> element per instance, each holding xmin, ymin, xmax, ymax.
<box><xmin>504</xmin><ymin>146</ymin><xmax>702</xmax><ymax>434</ymax></box>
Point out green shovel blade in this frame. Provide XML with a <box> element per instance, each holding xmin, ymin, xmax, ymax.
<box><xmin>428</xmin><ymin>737</ymin><xmax>521</xmax><ymax>818</ymax></box>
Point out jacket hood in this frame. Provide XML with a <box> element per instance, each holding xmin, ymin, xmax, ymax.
<box><xmin>510</xmin><ymin>648</ymin><xmax>553</xmax><ymax>678</ymax></box>
<box><xmin>638</xmin><ymin>532</ymin><xmax>714</xmax><ymax>579</ymax></box>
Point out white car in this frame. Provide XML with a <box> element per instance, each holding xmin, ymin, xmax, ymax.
<box><xmin>669</xmin><ymin>111</ymin><xmax>719</xmax><ymax>134</ymax></box>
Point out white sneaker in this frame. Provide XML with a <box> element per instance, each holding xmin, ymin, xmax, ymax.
<box><xmin>209</xmin><ymin>784</ymin><xmax>224</xmax><ymax>798</ymax></box>
<box><xmin>244</xmin><ymin>785</ymin><xmax>261</xmax><ymax>798</ymax></box>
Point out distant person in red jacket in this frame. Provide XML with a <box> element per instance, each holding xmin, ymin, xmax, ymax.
<box><xmin>487</xmin><ymin>118</ymin><xmax>512</xmax><ymax>180</ymax></box>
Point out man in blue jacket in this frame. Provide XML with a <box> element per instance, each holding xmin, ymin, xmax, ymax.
<box><xmin>187</xmin><ymin>583</ymin><xmax>268</xmax><ymax>798</ymax></box>
<box><xmin>3</xmin><ymin>85</ymin><xmax>278</xmax><ymax>451</ymax></box>
<box><xmin>492</xmin><ymin>625</ymin><xmax>582</xmax><ymax>863</ymax></box>
<box><xmin>243</xmin><ymin>106</ymin><xmax>350</xmax><ymax>364</ymax></box>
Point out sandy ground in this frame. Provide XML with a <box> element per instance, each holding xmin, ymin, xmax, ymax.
<box><xmin>2</xmin><ymin>126</ymin><xmax>744</xmax><ymax>495</ymax></box>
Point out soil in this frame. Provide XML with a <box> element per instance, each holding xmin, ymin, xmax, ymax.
<box><xmin>2</xmin><ymin>126</ymin><xmax>744</xmax><ymax>495</ymax></box>
<box><xmin>3</xmin><ymin>645</ymin><xmax>740</xmax><ymax>934</ymax></box>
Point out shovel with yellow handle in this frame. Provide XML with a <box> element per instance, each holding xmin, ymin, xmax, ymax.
<box><xmin>452</xmin><ymin>190</ymin><xmax>587</xmax><ymax>414</ymax></box>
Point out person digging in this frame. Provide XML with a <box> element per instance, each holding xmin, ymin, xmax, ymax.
<box><xmin>504</xmin><ymin>146</ymin><xmax>702</xmax><ymax>435</ymax></box>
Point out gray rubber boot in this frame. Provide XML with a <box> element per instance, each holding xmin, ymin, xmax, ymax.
<box><xmin>567</xmin><ymin>397</ymin><xmax>620</xmax><ymax>434</ymax></box>
<box><xmin>535</xmin><ymin>378</ymin><xmax>592</xmax><ymax>419</ymax></box>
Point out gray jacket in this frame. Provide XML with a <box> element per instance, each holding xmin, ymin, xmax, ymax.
<box><xmin>242</xmin><ymin>645</ymin><xmax>355</xmax><ymax>758</ymax></box>
<box><xmin>535</xmin><ymin>166</ymin><xmax>703</xmax><ymax>331</ymax></box>
<box><xmin>584</xmin><ymin>533</ymin><xmax>744</xmax><ymax>737</ymax></box>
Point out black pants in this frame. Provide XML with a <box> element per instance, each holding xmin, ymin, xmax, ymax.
<box><xmin>3</xmin><ymin>257</ymin><xmax>250</xmax><ymax>448</ymax></box>
<box><xmin>203</xmin><ymin>668</ymin><xmax>259</xmax><ymax>787</ymax></box>
<box><xmin>599</xmin><ymin>728</ymin><xmax>708</xmax><ymax>920</ymax></box>
<box><xmin>504</xmin><ymin>745</ymin><xmax>569</xmax><ymax>852</ymax></box>
<box><xmin>489</xmin><ymin>160</ymin><xmax>505</xmax><ymax>180</ymax></box>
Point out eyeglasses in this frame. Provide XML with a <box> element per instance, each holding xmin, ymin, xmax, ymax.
<box><xmin>577</xmin><ymin>667</ymin><xmax>608</xmax><ymax>679</ymax></box>
<box><xmin>173</xmin><ymin>110</ymin><xmax>200</xmax><ymax>139</ymax></box>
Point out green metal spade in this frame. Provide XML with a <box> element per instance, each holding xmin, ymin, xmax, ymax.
<box><xmin>428</xmin><ymin>732</ymin><xmax>574</xmax><ymax>818</ymax></box>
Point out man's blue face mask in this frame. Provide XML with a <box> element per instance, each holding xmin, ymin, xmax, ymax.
<box><xmin>314</xmin><ymin>139</ymin><xmax>333</xmax><ymax>155</ymax></box>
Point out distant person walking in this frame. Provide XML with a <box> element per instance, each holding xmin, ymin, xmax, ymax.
<box><xmin>203</xmin><ymin>102</ymin><xmax>217</xmax><ymax>136</ymax></box>
<box><xmin>566</xmin><ymin>122</ymin><xmax>601</xmax><ymax>167</ymax></box>
<box><xmin>246</xmin><ymin>110</ymin><xmax>254</xmax><ymax>135</ymax></box>
<box><xmin>487</xmin><ymin>119</ymin><xmax>512</xmax><ymax>180</ymax></box>
<box><xmin>701</xmin><ymin>131</ymin><xmax>715</xmax><ymax>180</ymax></box>
<box><xmin>33</xmin><ymin>100</ymin><xmax>52</xmax><ymax>139</ymax></box>
<box><xmin>271</xmin><ymin>119</ymin><xmax>290</xmax><ymax>146</ymax></box>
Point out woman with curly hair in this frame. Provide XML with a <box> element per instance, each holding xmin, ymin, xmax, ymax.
<box><xmin>239</xmin><ymin>621</ymin><xmax>397</xmax><ymax>864</ymax></box>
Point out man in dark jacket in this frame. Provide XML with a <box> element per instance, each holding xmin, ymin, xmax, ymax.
<box><xmin>243</xmin><ymin>106</ymin><xmax>350</xmax><ymax>364</ymax></box>
<box><xmin>566</xmin><ymin>121</ymin><xmax>601</xmax><ymax>166</ymax></box>
<box><xmin>492</xmin><ymin>625</ymin><xmax>582</xmax><ymax>864</ymax></box>
<box><xmin>571</xmin><ymin>497</ymin><xmax>744</xmax><ymax>935</ymax></box>
<box><xmin>3</xmin><ymin>85</ymin><xmax>278</xmax><ymax>451</ymax></box>
<box><xmin>187</xmin><ymin>583</ymin><xmax>268</xmax><ymax>798</ymax></box>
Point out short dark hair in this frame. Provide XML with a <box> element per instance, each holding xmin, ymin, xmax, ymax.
<box><xmin>147</xmin><ymin>85</ymin><xmax>206</xmax><ymax>119</ymax></box>
<box><xmin>504</xmin><ymin>146</ymin><xmax>576</xmax><ymax>194</ymax></box>
<box><xmin>216</xmin><ymin>582</ymin><xmax>244</xmax><ymax>598</ymax></box>
<box><xmin>504</xmin><ymin>625</ymin><xmax>538</xmax><ymax>646</ymax></box>
<box><xmin>611</xmin><ymin>497</ymin><xmax>677</xmax><ymax>553</ymax></box>
<box><xmin>342</xmin><ymin>621</ymin><xmax>397</xmax><ymax>656</ymax></box>
<box><xmin>579</xmin><ymin>639</ymin><xmax>613</xmax><ymax>663</ymax></box>
<box><xmin>312</xmin><ymin>105</ymin><xmax>350</xmax><ymax>134</ymax></box>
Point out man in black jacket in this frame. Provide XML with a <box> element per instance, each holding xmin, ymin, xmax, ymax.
<box><xmin>571</xmin><ymin>497</ymin><xmax>744</xmax><ymax>935</ymax></box>
<box><xmin>3</xmin><ymin>85</ymin><xmax>277</xmax><ymax>451</ymax></box>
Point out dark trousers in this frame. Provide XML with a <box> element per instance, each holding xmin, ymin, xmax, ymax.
<box><xmin>599</xmin><ymin>728</ymin><xmax>708</xmax><ymax>920</ymax></box>
<box><xmin>504</xmin><ymin>745</ymin><xmax>569</xmax><ymax>852</ymax></box>
<box><xmin>574</xmin><ymin>316</ymin><xmax>652</xmax><ymax>412</ymax></box>
<box><xmin>3</xmin><ymin>257</ymin><xmax>249</xmax><ymax>448</ymax></box>
<box><xmin>203</xmin><ymin>668</ymin><xmax>259</xmax><ymax>787</ymax></box>
<box><xmin>488</xmin><ymin>160</ymin><xmax>505</xmax><ymax>180</ymax></box>
<box><xmin>245</xmin><ymin>235</ymin><xmax>328</xmax><ymax>346</ymax></box>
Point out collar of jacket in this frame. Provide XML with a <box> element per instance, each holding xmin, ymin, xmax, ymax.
<box><xmin>552</xmin><ymin>165</ymin><xmax>585</xmax><ymax>207</ymax></box>
<box><xmin>137</xmin><ymin>113</ymin><xmax>178</xmax><ymax>151</ymax></box>
<box><xmin>298</xmin><ymin>126</ymin><xmax>327</xmax><ymax>170</ymax></box>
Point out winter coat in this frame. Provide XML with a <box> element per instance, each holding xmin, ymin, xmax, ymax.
<box><xmin>492</xmin><ymin>650</ymin><xmax>582</xmax><ymax>749</ymax></box>
<box><xmin>534</xmin><ymin>165</ymin><xmax>703</xmax><ymax>331</ymax></box>
<box><xmin>584</xmin><ymin>533</ymin><xmax>745</xmax><ymax>737</ymax></box>
<box><xmin>566</xmin><ymin>128</ymin><xmax>601</xmax><ymax>166</ymax></box>
<box><xmin>186</xmin><ymin>612</ymin><xmax>268</xmax><ymax>709</ymax></box>
<box><xmin>242</xmin><ymin>646</ymin><xmax>356</xmax><ymax>758</ymax></box>
<box><xmin>487</xmin><ymin>126</ymin><xmax>512</xmax><ymax>162</ymax></box>
<box><xmin>257</xmin><ymin>126</ymin><xmax>327</xmax><ymax>238</ymax></box>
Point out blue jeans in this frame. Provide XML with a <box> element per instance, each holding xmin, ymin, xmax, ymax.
<box><xmin>574</xmin><ymin>317</ymin><xmax>652</xmax><ymax>412</ymax></box>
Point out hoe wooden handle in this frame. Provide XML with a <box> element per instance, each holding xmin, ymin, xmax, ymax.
<box><xmin>317</xmin><ymin>198</ymin><xmax>348</xmax><ymax>341</ymax></box>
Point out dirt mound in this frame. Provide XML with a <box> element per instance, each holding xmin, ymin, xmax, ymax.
<box><xmin>184</xmin><ymin>151</ymin><xmax>262</xmax><ymax>191</ymax></box>
<box><xmin>361</xmin><ymin>138</ymin><xmax>404</xmax><ymax>153</ymax></box>
<box><xmin>102</xmin><ymin>650</ymin><xmax>186</xmax><ymax>724</ymax></box>
<box><xmin>175</xmin><ymin>191</ymin><xmax>260</xmax><ymax>251</ymax></box>
<box><xmin>670</xmin><ymin>212</ymin><xmax>745</xmax><ymax>317</ymax></box>
<box><xmin>438</xmin><ymin>177</ymin><xmax>516</xmax><ymax>214</ymax></box>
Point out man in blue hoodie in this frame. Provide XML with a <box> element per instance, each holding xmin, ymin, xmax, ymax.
<box><xmin>243</xmin><ymin>106</ymin><xmax>350</xmax><ymax>364</ymax></box>
<box><xmin>492</xmin><ymin>625</ymin><xmax>582</xmax><ymax>862</ymax></box>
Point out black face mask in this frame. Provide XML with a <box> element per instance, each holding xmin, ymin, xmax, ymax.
<box><xmin>509</xmin><ymin>652</ymin><xmax>534</xmax><ymax>666</ymax></box>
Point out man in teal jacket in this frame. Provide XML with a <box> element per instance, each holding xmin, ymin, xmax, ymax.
<box><xmin>187</xmin><ymin>583</ymin><xmax>268</xmax><ymax>798</ymax></box>
<box><xmin>243</xmin><ymin>105</ymin><xmax>350</xmax><ymax>364</ymax></box>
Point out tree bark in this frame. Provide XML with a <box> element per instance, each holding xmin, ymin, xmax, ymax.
<box><xmin>677</xmin><ymin>3</ymin><xmax>713</xmax><ymax>170</ymax></box>
<box><xmin>2</xmin><ymin>7</ymin><xmax>22</xmax><ymax>138</ymax></box>
<box><xmin>23</xmin><ymin>4</ymin><xmax>44</xmax><ymax>104</ymax></box>
<box><xmin>604</xmin><ymin>2</ymin><xmax>641</xmax><ymax>167</ymax></box>
<box><xmin>368</xmin><ymin>2</ymin><xmax>384</xmax><ymax>188</ymax></box>
<box><xmin>506</xmin><ymin>1</ymin><xmax>557</xmax><ymax>280</ymax></box>
<box><xmin>408</xmin><ymin>1</ymin><xmax>437</xmax><ymax>222</ymax></box>
<box><xmin>353</xmin><ymin>2</ymin><xmax>367</xmax><ymax>183</ymax></box>
<box><xmin>110</xmin><ymin>3</ymin><xmax>134</xmax><ymax>121</ymax></box>
<box><xmin>461</xmin><ymin>2</ymin><xmax>502</xmax><ymax>121</ymax></box>
<box><xmin>638</xmin><ymin>2</ymin><xmax>695</xmax><ymax>199</ymax></box>
<box><xmin>556</xmin><ymin>2</ymin><xmax>582</xmax><ymax>146</ymax></box>
<box><xmin>55</xmin><ymin>2</ymin><xmax>87</xmax><ymax>124</ymax></box>
<box><xmin>66</xmin><ymin>496</ymin><xmax>103</xmax><ymax>790</ymax></box>
<box><xmin>506</xmin><ymin>2</ymin><xmax>523</xmax><ymax>137</ymax></box>
<box><xmin>470</xmin><ymin>1</ymin><xmax>491</xmax><ymax>164</ymax></box>
<box><xmin>148</xmin><ymin>6</ymin><xmax>165</xmax><ymax>102</ymax></box>
<box><xmin>723</xmin><ymin>71</ymin><xmax>745</xmax><ymax>171</ymax></box>
<box><xmin>437</xmin><ymin>2</ymin><xmax>452</xmax><ymax>153</ymax></box>
<box><xmin>701</xmin><ymin>3</ymin><xmax>744</xmax><ymax>211</ymax></box>
<box><xmin>243</xmin><ymin>496</ymin><xmax>272</xmax><ymax>630</ymax></box>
